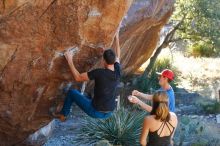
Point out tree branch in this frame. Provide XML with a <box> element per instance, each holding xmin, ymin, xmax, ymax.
<box><xmin>141</xmin><ymin>14</ymin><xmax>186</xmax><ymax>78</ymax></box>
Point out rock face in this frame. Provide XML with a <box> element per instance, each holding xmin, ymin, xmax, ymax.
<box><xmin>0</xmin><ymin>0</ymin><xmax>174</xmax><ymax>145</ymax></box>
<box><xmin>120</xmin><ymin>0</ymin><xmax>174</xmax><ymax>74</ymax></box>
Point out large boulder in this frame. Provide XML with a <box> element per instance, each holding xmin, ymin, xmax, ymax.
<box><xmin>120</xmin><ymin>0</ymin><xmax>174</xmax><ymax>74</ymax></box>
<box><xmin>0</xmin><ymin>0</ymin><xmax>174</xmax><ymax>145</ymax></box>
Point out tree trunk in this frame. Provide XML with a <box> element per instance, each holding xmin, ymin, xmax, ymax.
<box><xmin>141</xmin><ymin>15</ymin><xmax>186</xmax><ymax>79</ymax></box>
<box><xmin>141</xmin><ymin>43</ymin><xmax>164</xmax><ymax>78</ymax></box>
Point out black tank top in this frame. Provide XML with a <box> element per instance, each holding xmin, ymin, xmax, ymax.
<box><xmin>148</xmin><ymin>121</ymin><xmax>175</xmax><ymax>146</ymax></box>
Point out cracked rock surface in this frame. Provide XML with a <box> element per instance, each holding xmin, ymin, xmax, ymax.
<box><xmin>0</xmin><ymin>0</ymin><xmax>174</xmax><ymax>145</ymax></box>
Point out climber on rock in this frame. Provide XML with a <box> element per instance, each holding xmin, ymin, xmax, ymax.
<box><xmin>128</xmin><ymin>69</ymin><xmax>175</xmax><ymax>113</ymax></box>
<box><xmin>53</xmin><ymin>31</ymin><xmax>121</xmax><ymax>122</ymax></box>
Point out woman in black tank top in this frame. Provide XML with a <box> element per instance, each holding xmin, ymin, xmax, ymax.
<box><xmin>140</xmin><ymin>91</ymin><xmax>178</xmax><ymax>146</ymax></box>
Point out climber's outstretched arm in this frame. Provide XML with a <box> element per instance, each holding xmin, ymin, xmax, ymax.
<box><xmin>114</xmin><ymin>31</ymin><xmax>120</xmax><ymax>62</ymax></box>
<box><xmin>64</xmin><ymin>50</ymin><xmax>89</xmax><ymax>82</ymax></box>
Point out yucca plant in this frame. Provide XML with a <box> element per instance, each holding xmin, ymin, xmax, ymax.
<box><xmin>74</xmin><ymin>108</ymin><xmax>146</xmax><ymax>146</ymax></box>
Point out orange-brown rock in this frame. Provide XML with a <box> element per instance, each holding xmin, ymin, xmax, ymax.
<box><xmin>120</xmin><ymin>0</ymin><xmax>174</xmax><ymax>74</ymax></box>
<box><xmin>0</xmin><ymin>0</ymin><xmax>174</xmax><ymax>145</ymax></box>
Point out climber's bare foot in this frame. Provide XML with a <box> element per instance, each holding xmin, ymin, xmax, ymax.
<box><xmin>52</xmin><ymin>112</ymin><xmax>66</xmax><ymax>122</ymax></box>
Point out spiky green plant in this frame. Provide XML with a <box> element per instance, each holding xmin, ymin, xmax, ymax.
<box><xmin>74</xmin><ymin>108</ymin><xmax>146</xmax><ymax>146</ymax></box>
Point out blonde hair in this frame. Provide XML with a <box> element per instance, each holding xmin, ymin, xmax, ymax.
<box><xmin>150</xmin><ymin>91</ymin><xmax>170</xmax><ymax>121</ymax></box>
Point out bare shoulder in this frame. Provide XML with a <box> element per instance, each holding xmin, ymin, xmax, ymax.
<box><xmin>169</xmin><ymin>112</ymin><xmax>178</xmax><ymax>126</ymax></box>
<box><xmin>170</xmin><ymin>112</ymin><xmax>177</xmax><ymax>118</ymax></box>
<box><xmin>144</xmin><ymin>115</ymin><xmax>155</xmax><ymax>123</ymax></box>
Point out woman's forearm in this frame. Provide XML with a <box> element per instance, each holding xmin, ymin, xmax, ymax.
<box><xmin>139</xmin><ymin>93</ymin><xmax>153</xmax><ymax>101</ymax></box>
<box><xmin>137</xmin><ymin>100</ymin><xmax>152</xmax><ymax>112</ymax></box>
<box><xmin>140</xmin><ymin>137</ymin><xmax>147</xmax><ymax>146</ymax></box>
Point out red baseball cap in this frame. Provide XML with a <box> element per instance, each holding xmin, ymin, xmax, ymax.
<box><xmin>156</xmin><ymin>69</ymin><xmax>174</xmax><ymax>81</ymax></box>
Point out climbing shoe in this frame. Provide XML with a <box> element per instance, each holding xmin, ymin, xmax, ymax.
<box><xmin>52</xmin><ymin>112</ymin><xmax>66</xmax><ymax>122</ymax></box>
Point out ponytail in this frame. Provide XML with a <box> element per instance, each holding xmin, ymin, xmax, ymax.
<box><xmin>150</xmin><ymin>91</ymin><xmax>170</xmax><ymax>122</ymax></box>
<box><xmin>155</xmin><ymin>102</ymin><xmax>170</xmax><ymax>121</ymax></box>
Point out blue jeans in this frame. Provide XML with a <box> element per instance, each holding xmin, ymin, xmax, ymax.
<box><xmin>61</xmin><ymin>89</ymin><xmax>112</xmax><ymax>119</ymax></box>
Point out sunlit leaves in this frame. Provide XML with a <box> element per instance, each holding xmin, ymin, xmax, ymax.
<box><xmin>172</xmin><ymin>0</ymin><xmax>220</xmax><ymax>52</ymax></box>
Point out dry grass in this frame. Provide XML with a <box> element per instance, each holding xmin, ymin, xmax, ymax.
<box><xmin>139</xmin><ymin>48</ymin><xmax>220</xmax><ymax>100</ymax></box>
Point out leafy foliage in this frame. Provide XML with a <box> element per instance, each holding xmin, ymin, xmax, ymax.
<box><xmin>174</xmin><ymin>116</ymin><xmax>220</xmax><ymax>145</ymax></box>
<box><xmin>187</xmin><ymin>41</ymin><xmax>216</xmax><ymax>57</ymax></box>
<box><xmin>138</xmin><ymin>58</ymin><xmax>179</xmax><ymax>93</ymax></box>
<box><xmin>74</xmin><ymin>108</ymin><xmax>146</xmax><ymax>146</ymax></box>
<box><xmin>174</xmin><ymin>116</ymin><xmax>204</xmax><ymax>145</ymax></box>
<box><xmin>172</xmin><ymin>0</ymin><xmax>220</xmax><ymax>56</ymax></box>
<box><xmin>202</xmin><ymin>101</ymin><xmax>220</xmax><ymax>114</ymax></box>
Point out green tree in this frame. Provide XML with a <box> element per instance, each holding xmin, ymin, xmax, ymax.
<box><xmin>142</xmin><ymin>0</ymin><xmax>220</xmax><ymax>80</ymax></box>
<box><xmin>173</xmin><ymin>0</ymin><xmax>220</xmax><ymax>55</ymax></box>
<box><xmin>138</xmin><ymin>0</ymin><xmax>220</xmax><ymax>89</ymax></box>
